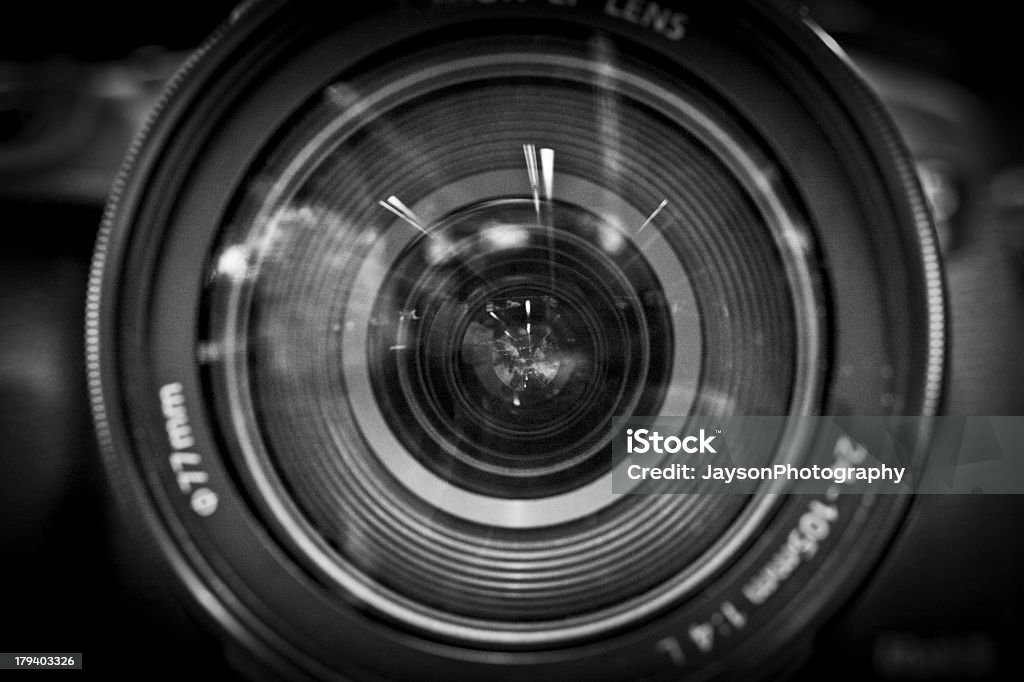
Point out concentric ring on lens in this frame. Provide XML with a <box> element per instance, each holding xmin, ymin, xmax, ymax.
<box><xmin>206</xmin><ymin>44</ymin><xmax>824</xmax><ymax>645</ymax></box>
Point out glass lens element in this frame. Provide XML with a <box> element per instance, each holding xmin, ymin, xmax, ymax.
<box><xmin>204</xmin><ymin>36</ymin><xmax>822</xmax><ymax>644</ymax></box>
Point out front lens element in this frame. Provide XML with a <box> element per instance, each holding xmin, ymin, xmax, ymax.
<box><xmin>204</xmin><ymin>38</ymin><xmax>822</xmax><ymax>644</ymax></box>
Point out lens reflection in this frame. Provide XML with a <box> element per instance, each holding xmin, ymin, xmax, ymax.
<box><xmin>203</xmin><ymin>36</ymin><xmax>822</xmax><ymax>644</ymax></box>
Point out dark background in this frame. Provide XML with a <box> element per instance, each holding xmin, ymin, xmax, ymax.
<box><xmin>1</xmin><ymin>1</ymin><xmax>1022</xmax><ymax>679</ymax></box>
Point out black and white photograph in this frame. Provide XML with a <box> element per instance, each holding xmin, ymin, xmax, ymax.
<box><xmin>2</xmin><ymin>1</ymin><xmax>1022</xmax><ymax>679</ymax></box>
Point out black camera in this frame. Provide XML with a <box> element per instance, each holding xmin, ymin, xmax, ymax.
<box><xmin>3</xmin><ymin>0</ymin><xmax>1023</xmax><ymax>679</ymax></box>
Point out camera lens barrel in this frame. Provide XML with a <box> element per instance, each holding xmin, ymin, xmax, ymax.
<box><xmin>87</xmin><ymin>1</ymin><xmax>944</xmax><ymax>679</ymax></box>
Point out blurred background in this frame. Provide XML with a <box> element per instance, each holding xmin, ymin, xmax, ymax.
<box><xmin>0</xmin><ymin>1</ymin><xmax>1021</xmax><ymax>678</ymax></box>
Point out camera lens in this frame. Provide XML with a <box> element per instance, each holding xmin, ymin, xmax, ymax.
<box><xmin>88</xmin><ymin>1</ymin><xmax>943</xmax><ymax>679</ymax></box>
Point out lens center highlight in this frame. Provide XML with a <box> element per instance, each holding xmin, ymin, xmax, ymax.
<box><xmin>482</xmin><ymin>297</ymin><xmax>567</xmax><ymax>406</ymax></box>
